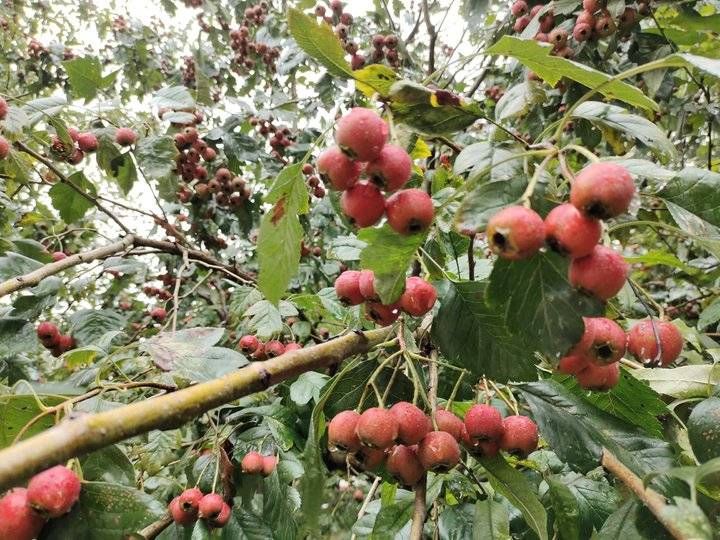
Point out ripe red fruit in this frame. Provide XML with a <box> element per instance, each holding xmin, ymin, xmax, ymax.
<box><xmin>198</xmin><ymin>493</ymin><xmax>224</xmax><ymax>519</ymax></box>
<box><xmin>557</xmin><ymin>354</ymin><xmax>588</xmax><ymax>375</ymax></box>
<box><xmin>264</xmin><ymin>340</ymin><xmax>285</xmax><ymax>358</ymax></box>
<box><xmin>573</xmin><ymin>22</ymin><xmax>592</xmax><ymax>42</ymax></box>
<box><xmin>261</xmin><ymin>455</ymin><xmax>278</xmax><ymax>476</ymax></box>
<box><xmin>576</xmin><ymin>10</ymin><xmax>595</xmax><ymax>25</ymax></box>
<box><xmin>595</xmin><ymin>14</ymin><xmax>616</xmax><ymax>37</ymax></box>
<box><xmin>417</xmin><ymin>431</ymin><xmax>461</xmax><ymax>471</ymax></box>
<box><xmin>544</xmin><ymin>204</ymin><xmax>601</xmax><ymax>258</ymax></box>
<box><xmin>386</xmin><ymin>445</ymin><xmax>424</xmax><ymax>486</ymax></box>
<box><xmin>317</xmin><ymin>146</ymin><xmax>362</xmax><ymax>190</ymax></box>
<box><xmin>365</xmin><ymin>302</ymin><xmax>401</xmax><ymax>326</ymax></box>
<box><xmin>576</xmin><ymin>362</ymin><xmax>620</xmax><ymax>391</ymax></box>
<box><xmin>354</xmin><ymin>447</ymin><xmax>386</xmax><ymax>470</ymax></box>
<box><xmin>170</xmin><ymin>497</ymin><xmax>196</xmax><ymax>525</ymax></box>
<box><xmin>548</xmin><ymin>28</ymin><xmax>568</xmax><ymax>49</ymax></box>
<box><xmin>619</xmin><ymin>7</ymin><xmax>638</xmax><ymax>28</ymax></box>
<box><xmin>365</xmin><ymin>144</ymin><xmax>412</xmax><ymax>192</ymax></box>
<box><xmin>389</xmin><ymin>402</ymin><xmax>431</xmax><ymax>445</ymax></box>
<box><xmin>27</xmin><ymin>465</ymin><xmax>81</xmax><ymax>518</ymax></box>
<box><xmin>358</xmin><ymin>269</ymin><xmax>377</xmax><ymax>300</ymax></box>
<box><xmin>335</xmin><ymin>107</ymin><xmax>388</xmax><ymax>162</ymax></box>
<box><xmin>37</xmin><ymin>321</ymin><xmax>59</xmax><ymax>343</ymax></box>
<box><xmin>434</xmin><ymin>409</ymin><xmax>464</xmax><ymax>441</ymax></box>
<box><xmin>582</xmin><ymin>0</ymin><xmax>599</xmax><ymax>11</ymax></box>
<box><xmin>238</xmin><ymin>334</ymin><xmax>260</xmax><ymax>354</ymax></box>
<box><xmin>115</xmin><ymin>127</ymin><xmax>137</xmax><ymax>146</ymax></box>
<box><xmin>627</xmin><ymin>320</ymin><xmax>684</xmax><ymax>367</ymax></box>
<box><xmin>385</xmin><ymin>189</ymin><xmax>434</xmax><ymax>235</ymax></box>
<box><xmin>56</xmin><ymin>334</ymin><xmax>75</xmax><ymax>353</ymax></box>
<box><xmin>77</xmin><ymin>132</ymin><xmax>98</xmax><ymax>152</ymax></box>
<box><xmin>0</xmin><ymin>488</ymin><xmax>46</xmax><ymax>540</ymax></box>
<box><xmin>463</xmin><ymin>436</ymin><xmax>500</xmax><ymax>458</ymax></box>
<box><xmin>570</xmin><ymin>163</ymin><xmax>635</xmax><ymax>219</ymax></box>
<box><xmin>341</xmin><ymin>182</ymin><xmax>385</xmax><ymax>228</ymax></box>
<box><xmin>513</xmin><ymin>15</ymin><xmax>530</xmax><ymax>32</ymax></box>
<box><xmin>571</xmin><ymin>317</ymin><xmax>626</xmax><ymax>366</ymax></box>
<box><xmin>499</xmin><ymin>416</ymin><xmax>539</xmax><ymax>457</ymax></box>
<box><xmin>569</xmin><ymin>245</ymin><xmax>628</xmax><ymax>300</ymax></box>
<box><xmin>150</xmin><ymin>307</ymin><xmax>167</xmax><ymax>322</ymax></box>
<box><xmin>486</xmin><ymin>206</ymin><xmax>544</xmax><ymax>260</ymax></box>
<box><xmin>241</xmin><ymin>451</ymin><xmax>265</xmax><ymax>474</ymax></box>
<box><xmin>334</xmin><ymin>270</ymin><xmax>364</xmax><ymax>305</ymax></box>
<box><xmin>510</xmin><ymin>0</ymin><xmax>528</xmax><ymax>17</ymax></box>
<box><xmin>328</xmin><ymin>410</ymin><xmax>362</xmax><ymax>452</ymax></box>
<box><xmin>284</xmin><ymin>342</ymin><xmax>302</xmax><ymax>352</ymax></box>
<box><xmin>0</xmin><ymin>136</ymin><xmax>10</xmax><ymax>160</ymax></box>
<box><xmin>208</xmin><ymin>501</ymin><xmax>231</xmax><ymax>528</ymax></box>
<box><xmin>356</xmin><ymin>407</ymin><xmax>399</xmax><ymax>449</ymax></box>
<box><xmin>178</xmin><ymin>487</ymin><xmax>203</xmax><ymax>517</ymax></box>
<box><xmin>464</xmin><ymin>404</ymin><xmax>504</xmax><ymax>442</ymax></box>
<box><xmin>52</xmin><ymin>251</ymin><xmax>67</xmax><ymax>262</ymax></box>
<box><xmin>400</xmin><ymin>277</ymin><xmax>437</xmax><ymax>317</ymax></box>
<box><xmin>0</xmin><ymin>97</ymin><xmax>7</xmax><ymax>120</ymax></box>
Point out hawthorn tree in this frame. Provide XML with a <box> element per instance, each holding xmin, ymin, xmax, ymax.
<box><xmin>0</xmin><ymin>0</ymin><xmax>719</xmax><ymax>538</ymax></box>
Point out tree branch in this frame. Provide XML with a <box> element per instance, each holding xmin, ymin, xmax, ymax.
<box><xmin>421</xmin><ymin>0</ymin><xmax>437</xmax><ymax>76</ymax></box>
<box><xmin>0</xmin><ymin>327</ymin><xmax>392</xmax><ymax>491</ymax></box>
<box><xmin>137</xmin><ymin>514</ymin><xmax>173</xmax><ymax>539</ymax></box>
<box><xmin>601</xmin><ymin>449</ymin><xmax>686</xmax><ymax>540</ymax></box>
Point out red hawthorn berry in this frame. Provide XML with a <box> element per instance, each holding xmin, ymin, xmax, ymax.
<box><xmin>417</xmin><ymin>431</ymin><xmax>461</xmax><ymax>471</ymax></box>
<box><xmin>56</xmin><ymin>334</ymin><xmax>75</xmax><ymax>353</ymax></box>
<box><xmin>0</xmin><ymin>97</ymin><xmax>7</xmax><ymax>120</ymax></box>
<box><xmin>66</xmin><ymin>148</ymin><xmax>85</xmax><ymax>165</ymax></box>
<box><xmin>261</xmin><ymin>455</ymin><xmax>277</xmax><ymax>476</ymax></box>
<box><xmin>486</xmin><ymin>205</ymin><xmax>545</xmax><ymax>260</ymax></box>
<box><xmin>544</xmin><ymin>203</ymin><xmax>601</xmax><ymax>258</ymax></box>
<box><xmin>573</xmin><ymin>22</ymin><xmax>592</xmax><ymax>41</ymax></box>
<box><xmin>341</xmin><ymin>182</ymin><xmax>385</xmax><ymax>228</ymax></box>
<box><xmin>356</xmin><ymin>407</ymin><xmax>399</xmax><ymax>449</ymax></box>
<box><xmin>434</xmin><ymin>409</ymin><xmax>464</xmax><ymax>441</ymax></box>
<box><xmin>353</xmin><ymin>447</ymin><xmax>386</xmax><ymax>470</ymax></box>
<box><xmin>365</xmin><ymin>144</ymin><xmax>413</xmax><ymax>192</ymax></box>
<box><xmin>358</xmin><ymin>269</ymin><xmax>377</xmax><ymax>301</ymax></box>
<box><xmin>37</xmin><ymin>321</ymin><xmax>60</xmax><ymax>344</ymax></box>
<box><xmin>27</xmin><ymin>465</ymin><xmax>81</xmax><ymax>518</ymax></box>
<box><xmin>570</xmin><ymin>317</ymin><xmax>627</xmax><ymax>366</ymax></box>
<box><xmin>557</xmin><ymin>354</ymin><xmax>589</xmax><ymax>375</ymax></box>
<box><xmin>594</xmin><ymin>13</ymin><xmax>616</xmax><ymax>37</ymax></box>
<box><xmin>198</xmin><ymin>493</ymin><xmax>224</xmax><ymax>520</ymax></box>
<box><xmin>513</xmin><ymin>15</ymin><xmax>530</xmax><ymax>33</ymax></box>
<box><xmin>627</xmin><ymin>320</ymin><xmax>683</xmax><ymax>367</ymax></box>
<box><xmin>335</xmin><ymin>108</ymin><xmax>388</xmax><ymax>162</ymax></box>
<box><xmin>115</xmin><ymin>127</ymin><xmax>137</xmax><ymax>146</ymax></box>
<box><xmin>385</xmin><ymin>189</ymin><xmax>434</xmax><ymax>235</ymax></box>
<box><xmin>464</xmin><ymin>404</ymin><xmax>504</xmax><ymax>442</ymax></box>
<box><xmin>170</xmin><ymin>497</ymin><xmax>196</xmax><ymax>525</ymax></box>
<box><xmin>389</xmin><ymin>402</ymin><xmax>431</xmax><ymax>445</ymax></box>
<box><xmin>387</xmin><ymin>445</ymin><xmax>425</xmax><ymax>486</ymax></box>
<box><xmin>619</xmin><ymin>7</ymin><xmax>638</xmax><ymax>28</ymax></box>
<box><xmin>510</xmin><ymin>0</ymin><xmax>528</xmax><ymax>17</ymax></box>
<box><xmin>365</xmin><ymin>302</ymin><xmax>401</xmax><ymax>326</ymax></box>
<box><xmin>264</xmin><ymin>340</ymin><xmax>285</xmax><ymax>358</ymax></box>
<box><xmin>0</xmin><ymin>488</ymin><xmax>47</xmax><ymax>540</ymax></box>
<box><xmin>530</xmin><ymin>4</ymin><xmax>542</xmax><ymax>16</ymax></box>
<box><xmin>334</xmin><ymin>270</ymin><xmax>365</xmax><ymax>306</ymax></box>
<box><xmin>462</xmin><ymin>430</ymin><xmax>500</xmax><ymax>458</ymax></box>
<box><xmin>241</xmin><ymin>451</ymin><xmax>265</xmax><ymax>474</ymax></box>
<box><xmin>0</xmin><ymin>136</ymin><xmax>9</xmax><ymax>160</ymax></box>
<box><xmin>576</xmin><ymin>10</ymin><xmax>595</xmax><ymax>26</ymax></box>
<box><xmin>569</xmin><ymin>245</ymin><xmax>628</xmax><ymax>300</ymax></box>
<box><xmin>284</xmin><ymin>342</ymin><xmax>302</xmax><ymax>352</ymax></box>
<box><xmin>328</xmin><ymin>410</ymin><xmax>362</xmax><ymax>452</ymax></box>
<box><xmin>372</xmin><ymin>34</ymin><xmax>385</xmax><ymax>48</ymax></box>
<box><xmin>205</xmin><ymin>501</ymin><xmax>231</xmax><ymax>528</ymax></box>
<box><xmin>499</xmin><ymin>415</ymin><xmax>538</xmax><ymax>457</ymax></box>
<box><xmin>51</xmin><ymin>251</ymin><xmax>67</xmax><ymax>262</ymax></box>
<box><xmin>201</xmin><ymin>147</ymin><xmax>217</xmax><ymax>161</ymax></box>
<box><xmin>150</xmin><ymin>307</ymin><xmax>167</xmax><ymax>322</ymax></box>
<box><xmin>535</xmin><ymin>32</ymin><xmax>549</xmax><ymax>42</ymax></box>
<box><xmin>576</xmin><ymin>362</ymin><xmax>620</xmax><ymax>391</ymax></box>
<box><xmin>400</xmin><ymin>277</ymin><xmax>437</xmax><ymax>317</ymax></box>
<box><xmin>178</xmin><ymin>487</ymin><xmax>203</xmax><ymax>517</ymax></box>
<box><xmin>68</xmin><ymin>127</ymin><xmax>80</xmax><ymax>142</ymax></box>
<box><xmin>539</xmin><ymin>11</ymin><xmax>555</xmax><ymax>33</ymax></box>
<box><xmin>77</xmin><ymin>132</ymin><xmax>98</xmax><ymax>152</ymax></box>
<box><xmin>548</xmin><ymin>28</ymin><xmax>568</xmax><ymax>49</ymax></box>
<box><xmin>302</xmin><ymin>163</ymin><xmax>314</xmax><ymax>175</ymax></box>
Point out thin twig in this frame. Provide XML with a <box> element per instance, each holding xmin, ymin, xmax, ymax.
<box><xmin>136</xmin><ymin>515</ymin><xmax>173</xmax><ymax>539</ymax></box>
<box><xmin>421</xmin><ymin>0</ymin><xmax>437</xmax><ymax>76</ymax></box>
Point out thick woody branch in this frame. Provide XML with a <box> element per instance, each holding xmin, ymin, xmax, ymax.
<box><xmin>601</xmin><ymin>449</ymin><xmax>686</xmax><ymax>540</ymax></box>
<box><xmin>0</xmin><ymin>327</ymin><xmax>392</xmax><ymax>491</ymax></box>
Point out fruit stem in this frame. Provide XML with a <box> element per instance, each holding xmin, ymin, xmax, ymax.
<box><xmin>520</xmin><ymin>151</ymin><xmax>557</xmax><ymax>208</ymax></box>
<box><xmin>561</xmin><ymin>144</ymin><xmax>600</xmax><ymax>164</ymax></box>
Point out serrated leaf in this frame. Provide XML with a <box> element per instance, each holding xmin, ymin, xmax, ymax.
<box><xmin>134</xmin><ymin>135</ymin><xmax>178</xmax><ymax>179</ymax></box>
<box><xmin>112</xmin><ymin>151</ymin><xmax>137</xmax><ymax>194</ymax></box>
<box><xmin>22</xmin><ymin>96</ymin><xmax>67</xmax><ymax>125</ymax></box>
<box><xmin>454</xmin><ymin>176</ymin><xmax>525</xmax><ymax>234</ymax></box>
<box><xmin>0</xmin><ymin>251</ymin><xmax>42</xmax><ymax>281</ymax></box>
<box><xmin>597</xmin><ymin>499</ymin><xmax>671</xmax><ymax>540</ymax></box>
<box><xmin>473</xmin><ymin>499</ymin><xmax>511</xmax><ymax>540</ymax></box>
<box><xmin>431</xmin><ymin>280</ymin><xmax>538</xmax><ymax>382</ymax></box>
<box><xmin>140</xmin><ymin>327</ymin><xmax>225</xmax><ymax>371</ymax></box>
<box><xmin>62</xmin><ymin>56</ymin><xmax>104</xmax><ymax>102</ymax></box>
<box><xmin>0</xmin><ymin>394</ymin><xmax>65</xmax><ymax>449</ymax></box>
<box><xmin>257</xmin><ymin>205</ymin><xmax>303</xmax><ymax>305</ymax></box>
<box><xmin>353</xmin><ymin>64</ymin><xmax>400</xmax><ymax>97</ymax></box>
<box><xmin>658</xmin><ymin>497</ymin><xmax>713</xmax><ymax>540</ymax></box>
<box><xmin>547</xmin><ymin>477</ymin><xmax>582</xmax><ymax>540</ymax></box>
<box><xmin>549</xmin><ymin>472</ymin><xmax>620</xmax><ymax>538</ymax></box>
<box><xmin>633</xmin><ymin>364</ymin><xmax>720</xmax><ymax>399</ymax></box>
<box><xmin>152</xmin><ymin>86</ymin><xmax>196</xmax><ymax>109</ymax></box>
<box><xmin>69</xmin><ymin>309</ymin><xmax>126</xmax><ymax>346</ymax></box>
<box><xmin>289</xmin><ymin>371</ymin><xmax>329</xmax><ymax>406</ymax></box>
<box><xmin>660</xmin><ymin>168</ymin><xmax>720</xmax><ymax>228</ymax></box>
<box><xmin>287</xmin><ymin>8</ymin><xmax>353</xmax><ymax>79</ymax></box>
<box><xmin>48</xmin><ymin>172</ymin><xmax>97</xmax><ymax>223</ymax></box>
<box><xmin>80</xmin><ymin>445</ymin><xmax>135</xmax><ymax>485</ymax></box>
<box><xmin>453</xmin><ymin>142</ymin><xmax>524</xmax><ymax>183</ymax></box>
<box><xmin>358</xmin><ymin>225</ymin><xmax>426</xmax><ymax>304</ymax></box>
<box><xmin>487</xmin><ymin>37</ymin><xmax>659</xmax><ymax>111</ymax></box>
<box><xmin>698</xmin><ymin>298</ymin><xmax>720</xmax><ymax>331</ymax></box>
<box><xmin>495</xmin><ymin>81</ymin><xmax>546</xmax><ymax>121</ymax></box>
<box><xmin>243</xmin><ymin>300</ymin><xmax>284</xmax><ymax>339</ymax></box>
<box><xmin>265</xmin><ymin>164</ymin><xmax>309</xmax><ymax>214</ymax></box>
<box><xmin>487</xmin><ymin>252</ymin><xmax>604</xmax><ymax>358</ymax></box>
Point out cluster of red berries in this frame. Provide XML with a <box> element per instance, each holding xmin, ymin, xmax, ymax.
<box><xmin>328</xmin><ymin>402</ymin><xmax>538</xmax><ymax>485</ymax></box>
<box><xmin>249</xmin><ymin>116</ymin><xmax>295</xmax><ymax>162</ymax></box>
<box><xmin>487</xmin><ymin>162</ymin><xmax>635</xmax><ymax>301</ymax></box>
<box><xmin>168</xmin><ymin>488</ymin><xmax>231</xmax><ymax>529</ymax></box>
<box><xmin>240</xmin><ymin>451</ymin><xmax>278</xmax><ymax>476</ymax></box>
<box><xmin>143</xmin><ymin>284</ymin><xmax>173</xmax><ymax>302</ymax></box>
<box><xmin>335</xmin><ymin>270</ymin><xmax>437</xmax><ymax>326</ymax></box>
<box><xmin>195</xmin><ymin>167</ymin><xmax>251</xmax><ymax>208</ymax></box>
<box><xmin>27</xmin><ymin>38</ymin><xmax>45</xmax><ymax>59</ymax></box>
<box><xmin>368</xmin><ymin>33</ymin><xmax>400</xmax><ymax>68</ymax></box>
<box><xmin>181</xmin><ymin>56</ymin><xmax>197</xmax><ymax>87</ymax></box>
<box><xmin>318</xmin><ymin>108</ymin><xmax>434</xmax><ymax>234</ymax></box>
<box><xmin>238</xmin><ymin>334</ymin><xmax>302</xmax><ymax>360</ymax></box>
<box><xmin>300</xmin><ymin>163</ymin><xmax>326</xmax><ymax>199</ymax></box>
<box><xmin>149</xmin><ymin>307</ymin><xmax>167</xmax><ymax>323</ymax></box>
<box><xmin>48</xmin><ymin>127</ymin><xmax>98</xmax><ymax>165</ymax></box>
<box><xmin>36</xmin><ymin>322</ymin><xmax>76</xmax><ymax>357</ymax></box>
<box><xmin>484</xmin><ymin>85</ymin><xmax>505</xmax><ymax>101</ymax></box>
<box><xmin>0</xmin><ymin>465</ymin><xmax>81</xmax><ymax>540</ymax></box>
<box><xmin>559</xmin><ymin>317</ymin><xmax>684</xmax><ymax>390</ymax></box>
<box><xmin>0</xmin><ymin>97</ymin><xmax>9</xmax><ymax>161</ymax></box>
<box><xmin>229</xmin><ymin>4</ymin><xmax>281</xmax><ymax>74</ymax></box>
<box><xmin>174</xmin><ymin>126</ymin><xmax>216</xmax><ymax>182</ymax></box>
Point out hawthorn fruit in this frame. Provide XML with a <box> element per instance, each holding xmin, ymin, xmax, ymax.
<box><xmin>627</xmin><ymin>319</ymin><xmax>684</xmax><ymax>366</ymax></box>
<box><xmin>464</xmin><ymin>404</ymin><xmax>504</xmax><ymax>443</ymax></box>
<box><xmin>417</xmin><ymin>431</ymin><xmax>461</xmax><ymax>471</ymax></box>
<box><xmin>389</xmin><ymin>401</ymin><xmax>431</xmax><ymax>445</ymax></box>
<box><xmin>328</xmin><ymin>410</ymin><xmax>362</xmax><ymax>452</ymax></box>
<box><xmin>238</xmin><ymin>334</ymin><xmax>260</xmax><ymax>354</ymax></box>
<box><xmin>576</xmin><ymin>362</ymin><xmax>620</xmax><ymax>391</ymax></box>
<box><xmin>365</xmin><ymin>144</ymin><xmax>412</xmax><ymax>192</ymax></box>
<box><xmin>385</xmin><ymin>189</ymin><xmax>434</xmax><ymax>235</ymax></box>
<box><xmin>571</xmin><ymin>317</ymin><xmax>627</xmax><ymax>366</ymax></box>
<box><xmin>433</xmin><ymin>409</ymin><xmax>465</xmax><ymax>441</ymax></box>
<box><xmin>356</xmin><ymin>407</ymin><xmax>399</xmax><ymax>449</ymax></box>
<box><xmin>115</xmin><ymin>127</ymin><xmax>137</xmax><ymax>146</ymax></box>
<box><xmin>264</xmin><ymin>339</ymin><xmax>285</xmax><ymax>357</ymax></box>
<box><xmin>365</xmin><ymin>302</ymin><xmax>401</xmax><ymax>326</ymax></box>
<box><xmin>150</xmin><ymin>307</ymin><xmax>167</xmax><ymax>322</ymax></box>
<box><xmin>0</xmin><ymin>136</ymin><xmax>10</xmax><ymax>160</ymax></box>
<box><xmin>341</xmin><ymin>182</ymin><xmax>385</xmax><ymax>228</ymax></box>
<box><xmin>570</xmin><ymin>162</ymin><xmax>635</xmax><ymax>219</ymax></box>
<box><xmin>499</xmin><ymin>415</ymin><xmax>539</xmax><ymax>457</ymax></box>
<box><xmin>335</xmin><ymin>107</ymin><xmax>388</xmax><ymax>162</ymax></box>
<box><xmin>544</xmin><ymin>203</ymin><xmax>601</xmax><ymax>258</ymax></box>
<box><xmin>241</xmin><ymin>451</ymin><xmax>265</xmax><ymax>474</ymax></box>
<box><xmin>400</xmin><ymin>277</ymin><xmax>437</xmax><ymax>317</ymax></box>
<box><xmin>334</xmin><ymin>270</ymin><xmax>365</xmax><ymax>306</ymax></box>
<box><xmin>0</xmin><ymin>488</ymin><xmax>46</xmax><ymax>540</ymax></box>
<box><xmin>486</xmin><ymin>205</ymin><xmax>545</xmax><ymax>260</ymax></box>
<box><xmin>358</xmin><ymin>269</ymin><xmax>377</xmax><ymax>300</ymax></box>
<box><xmin>569</xmin><ymin>245</ymin><xmax>628</xmax><ymax>300</ymax></box>
<box><xmin>386</xmin><ymin>445</ymin><xmax>424</xmax><ymax>486</ymax></box>
<box><xmin>27</xmin><ymin>465</ymin><xmax>81</xmax><ymax>518</ymax></box>
<box><xmin>316</xmin><ymin>146</ymin><xmax>361</xmax><ymax>190</ymax></box>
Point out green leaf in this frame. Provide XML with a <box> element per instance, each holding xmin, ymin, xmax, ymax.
<box><xmin>48</xmin><ymin>172</ymin><xmax>96</xmax><ymax>223</ymax></box>
<box><xmin>558</xmin><ymin>368</ymin><xmax>668</xmax><ymax>438</ymax></box>
<box><xmin>134</xmin><ymin>135</ymin><xmax>178</xmax><ymax>179</ymax></box>
<box><xmin>659</xmin><ymin>168</ymin><xmax>720</xmax><ymax>228</ymax></box>
<box><xmin>353</xmin><ymin>64</ymin><xmax>400</xmax><ymax>97</ymax></box>
<box><xmin>479</xmin><ymin>454</ymin><xmax>548</xmax><ymax>540</ymax></box>
<box><xmin>257</xmin><ymin>206</ymin><xmax>303</xmax><ymax>305</ymax></box>
<box><xmin>547</xmin><ymin>477</ymin><xmax>582</xmax><ymax>540</ymax></box>
<box><xmin>0</xmin><ymin>394</ymin><xmax>66</xmax><ymax>449</ymax></box>
<box><xmin>289</xmin><ymin>371</ymin><xmax>329</xmax><ymax>406</ymax></box>
<box><xmin>675</xmin><ymin>53</ymin><xmax>720</xmax><ymax>79</ymax></box>
<box><xmin>473</xmin><ymin>499</ymin><xmax>511</xmax><ymax>540</ymax></box>
<box><xmin>263</xmin><ymin>472</ymin><xmax>299</xmax><ymax>540</ymax></box>
<box><xmin>698</xmin><ymin>298</ymin><xmax>720</xmax><ymax>331</ymax></box>
<box><xmin>572</xmin><ymin>101</ymin><xmax>675</xmax><ymax>157</ymax></box>
<box><xmin>0</xmin><ymin>318</ymin><xmax>36</xmax><ymax>358</ymax></box>
<box><xmin>431</xmin><ymin>280</ymin><xmax>537</xmax><ymax>383</ymax></box>
<box><xmin>80</xmin><ymin>445</ymin><xmax>135</xmax><ymax>485</ymax></box>
<box><xmin>658</xmin><ymin>497</ymin><xmax>713</xmax><ymax>540</ymax></box>
<box><xmin>495</xmin><ymin>81</ymin><xmax>546</xmax><ymax>121</ymax></box>
<box><xmin>112</xmin><ymin>152</ymin><xmax>137</xmax><ymax>194</ymax></box>
<box><xmin>597</xmin><ymin>500</ymin><xmax>671</xmax><ymax>540</ymax></box>
<box><xmin>22</xmin><ymin>96</ymin><xmax>67</xmax><ymax>125</ymax></box>
<box><xmin>633</xmin><ymin>364</ymin><xmax>720</xmax><ymax>399</ymax></box>
<box><xmin>287</xmin><ymin>8</ymin><xmax>353</xmax><ymax>79</ymax></box>
<box><xmin>265</xmin><ymin>164</ymin><xmax>309</xmax><ymax>214</ymax></box>
<box><xmin>520</xmin><ymin>380</ymin><xmax>675</xmax><ymax>475</ymax></box>
<box><xmin>243</xmin><ymin>300</ymin><xmax>284</xmax><ymax>339</ymax></box>
<box><xmin>454</xmin><ymin>177</ymin><xmax>526</xmax><ymax>234</ymax></box>
<box><xmin>487</xmin><ymin>37</ymin><xmax>659</xmax><ymax>111</ymax></box>
<box><xmin>41</xmin><ymin>481</ymin><xmax>166</xmax><ymax>539</ymax></box>
<box><xmin>140</xmin><ymin>327</ymin><xmax>225</xmax><ymax>371</ymax></box>
<box><xmin>68</xmin><ymin>309</ymin><xmax>127</xmax><ymax>347</ymax></box>
<box><xmin>0</xmin><ymin>251</ymin><xmax>42</xmax><ymax>281</ymax></box>
<box><xmin>152</xmin><ymin>85</ymin><xmax>196</xmax><ymax>109</ymax></box>
<box><xmin>358</xmin><ymin>225</ymin><xmax>427</xmax><ymax>304</ymax></box>
<box><xmin>172</xmin><ymin>347</ymin><xmax>248</xmax><ymax>382</ymax></box>
<box><xmin>487</xmin><ymin>252</ymin><xmax>604</xmax><ymax>358</ymax></box>
<box><xmin>62</xmin><ymin>57</ymin><xmax>105</xmax><ymax>102</ymax></box>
